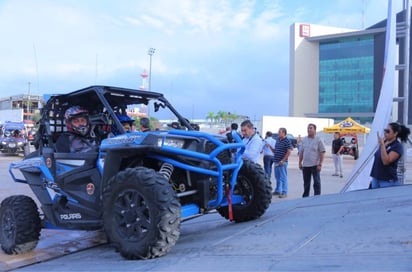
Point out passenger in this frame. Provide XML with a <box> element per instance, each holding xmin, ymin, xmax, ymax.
<box><xmin>13</xmin><ymin>130</ymin><xmax>20</xmax><ymax>137</ymax></box>
<box><xmin>55</xmin><ymin>106</ymin><xmax>97</xmax><ymax>153</ymax></box>
<box><xmin>118</xmin><ymin>114</ymin><xmax>135</xmax><ymax>133</ymax></box>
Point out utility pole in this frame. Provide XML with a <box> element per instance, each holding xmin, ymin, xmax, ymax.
<box><xmin>148</xmin><ymin>48</ymin><xmax>155</xmax><ymax>91</ymax></box>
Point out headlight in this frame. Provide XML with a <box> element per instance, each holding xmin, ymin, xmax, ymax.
<box><xmin>158</xmin><ymin>138</ymin><xmax>185</xmax><ymax>148</ymax></box>
<box><xmin>1</xmin><ymin>142</ymin><xmax>6</xmax><ymax>145</ymax></box>
<box><xmin>17</xmin><ymin>142</ymin><xmax>23</xmax><ymax>146</ymax></box>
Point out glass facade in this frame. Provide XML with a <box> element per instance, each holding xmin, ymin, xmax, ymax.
<box><xmin>319</xmin><ymin>36</ymin><xmax>374</xmax><ymax>115</ymax></box>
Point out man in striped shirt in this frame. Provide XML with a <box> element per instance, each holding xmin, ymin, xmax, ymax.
<box><xmin>273</xmin><ymin>127</ymin><xmax>293</xmax><ymax>198</ymax></box>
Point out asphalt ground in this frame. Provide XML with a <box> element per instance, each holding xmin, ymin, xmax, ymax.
<box><xmin>0</xmin><ymin>148</ymin><xmax>411</xmax><ymax>271</ymax></box>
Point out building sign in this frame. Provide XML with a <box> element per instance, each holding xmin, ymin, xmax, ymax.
<box><xmin>299</xmin><ymin>24</ymin><xmax>310</xmax><ymax>37</ymax></box>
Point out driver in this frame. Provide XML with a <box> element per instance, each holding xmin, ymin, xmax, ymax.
<box><xmin>55</xmin><ymin>106</ymin><xmax>97</xmax><ymax>153</ymax></box>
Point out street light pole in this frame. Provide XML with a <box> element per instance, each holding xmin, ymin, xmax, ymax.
<box><xmin>148</xmin><ymin>48</ymin><xmax>155</xmax><ymax>91</ymax></box>
<box><xmin>27</xmin><ymin>81</ymin><xmax>31</xmax><ymax>121</ymax></box>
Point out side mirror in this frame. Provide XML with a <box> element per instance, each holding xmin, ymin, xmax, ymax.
<box><xmin>42</xmin><ymin>147</ymin><xmax>56</xmax><ymax>177</ymax></box>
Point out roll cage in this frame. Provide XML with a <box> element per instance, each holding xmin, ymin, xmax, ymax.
<box><xmin>34</xmin><ymin>85</ymin><xmax>193</xmax><ymax>151</ymax></box>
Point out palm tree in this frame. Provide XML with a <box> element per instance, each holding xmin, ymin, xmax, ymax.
<box><xmin>206</xmin><ymin>112</ymin><xmax>215</xmax><ymax>127</ymax></box>
<box><xmin>218</xmin><ymin>111</ymin><xmax>234</xmax><ymax>127</ymax></box>
<box><xmin>227</xmin><ymin>112</ymin><xmax>240</xmax><ymax>125</ymax></box>
<box><xmin>215</xmin><ymin>111</ymin><xmax>224</xmax><ymax>126</ymax></box>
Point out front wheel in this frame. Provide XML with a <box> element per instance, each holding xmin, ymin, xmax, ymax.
<box><xmin>217</xmin><ymin>160</ymin><xmax>272</xmax><ymax>222</ymax></box>
<box><xmin>103</xmin><ymin>167</ymin><xmax>181</xmax><ymax>260</ymax></box>
<box><xmin>0</xmin><ymin>195</ymin><xmax>41</xmax><ymax>254</ymax></box>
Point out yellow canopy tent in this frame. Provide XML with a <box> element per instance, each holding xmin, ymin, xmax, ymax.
<box><xmin>323</xmin><ymin>117</ymin><xmax>370</xmax><ymax>134</ymax></box>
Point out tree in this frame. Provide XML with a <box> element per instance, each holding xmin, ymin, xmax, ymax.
<box><xmin>217</xmin><ymin>111</ymin><xmax>237</xmax><ymax>127</ymax></box>
<box><xmin>206</xmin><ymin>112</ymin><xmax>215</xmax><ymax>127</ymax></box>
<box><xmin>207</xmin><ymin>111</ymin><xmax>243</xmax><ymax>128</ymax></box>
<box><xmin>215</xmin><ymin>111</ymin><xmax>225</xmax><ymax>126</ymax></box>
<box><xmin>227</xmin><ymin>112</ymin><xmax>240</xmax><ymax>125</ymax></box>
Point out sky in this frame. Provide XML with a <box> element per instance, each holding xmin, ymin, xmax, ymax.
<box><xmin>0</xmin><ymin>0</ymin><xmax>405</xmax><ymax>121</ymax></box>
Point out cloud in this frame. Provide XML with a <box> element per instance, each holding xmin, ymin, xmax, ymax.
<box><xmin>123</xmin><ymin>16</ymin><xmax>142</xmax><ymax>26</ymax></box>
<box><xmin>0</xmin><ymin>0</ymin><xmax>404</xmax><ymax>121</ymax></box>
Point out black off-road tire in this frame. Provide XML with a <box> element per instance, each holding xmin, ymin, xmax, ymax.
<box><xmin>217</xmin><ymin>159</ymin><xmax>272</xmax><ymax>222</ymax></box>
<box><xmin>0</xmin><ymin>195</ymin><xmax>41</xmax><ymax>254</ymax></box>
<box><xmin>205</xmin><ymin>141</ymin><xmax>232</xmax><ymax>164</ymax></box>
<box><xmin>354</xmin><ymin>147</ymin><xmax>359</xmax><ymax>160</ymax></box>
<box><xmin>103</xmin><ymin>167</ymin><xmax>181</xmax><ymax>260</ymax></box>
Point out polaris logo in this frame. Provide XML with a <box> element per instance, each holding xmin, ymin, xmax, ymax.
<box><xmin>60</xmin><ymin>213</ymin><xmax>82</xmax><ymax>220</ymax></box>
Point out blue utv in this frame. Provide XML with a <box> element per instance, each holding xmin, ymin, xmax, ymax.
<box><xmin>0</xmin><ymin>121</ymin><xmax>30</xmax><ymax>156</ymax></box>
<box><xmin>0</xmin><ymin>86</ymin><xmax>272</xmax><ymax>260</ymax></box>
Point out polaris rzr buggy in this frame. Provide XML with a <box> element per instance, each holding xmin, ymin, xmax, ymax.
<box><xmin>1</xmin><ymin>85</ymin><xmax>272</xmax><ymax>260</ymax></box>
<box><xmin>0</xmin><ymin>121</ymin><xmax>30</xmax><ymax>156</ymax></box>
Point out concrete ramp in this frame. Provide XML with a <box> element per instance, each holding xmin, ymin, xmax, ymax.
<box><xmin>9</xmin><ymin>185</ymin><xmax>412</xmax><ymax>271</ymax></box>
<box><xmin>0</xmin><ymin>230</ymin><xmax>106</xmax><ymax>271</ymax></box>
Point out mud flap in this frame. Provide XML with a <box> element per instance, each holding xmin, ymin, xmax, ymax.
<box><xmin>225</xmin><ymin>184</ymin><xmax>233</xmax><ymax>221</ymax></box>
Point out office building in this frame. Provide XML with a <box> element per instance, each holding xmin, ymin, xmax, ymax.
<box><xmin>290</xmin><ymin>9</ymin><xmax>411</xmax><ymax>124</ymax></box>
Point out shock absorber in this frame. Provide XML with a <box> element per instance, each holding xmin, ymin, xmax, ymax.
<box><xmin>159</xmin><ymin>162</ymin><xmax>174</xmax><ymax>181</ymax></box>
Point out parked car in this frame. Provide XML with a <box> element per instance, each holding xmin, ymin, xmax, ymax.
<box><xmin>340</xmin><ymin>133</ymin><xmax>359</xmax><ymax>160</ymax></box>
<box><xmin>272</xmin><ymin>133</ymin><xmax>297</xmax><ymax>148</ymax></box>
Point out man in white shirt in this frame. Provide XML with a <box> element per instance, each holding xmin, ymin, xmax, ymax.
<box><xmin>240</xmin><ymin>120</ymin><xmax>263</xmax><ymax>164</ymax></box>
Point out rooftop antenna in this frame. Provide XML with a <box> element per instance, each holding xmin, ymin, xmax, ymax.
<box><xmin>361</xmin><ymin>0</ymin><xmax>366</xmax><ymax>29</ymax></box>
<box><xmin>33</xmin><ymin>44</ymin><xmax>39</xmax><ymax>92</ymax></box>
<box><xmin>95</xmin><ymin>54</ymin><xmax>98</xmax><ymax>84</ymax></box>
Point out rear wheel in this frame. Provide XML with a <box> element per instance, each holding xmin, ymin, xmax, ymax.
<box><xmin>103</xmin><ymin>167</ymin><xmax>181</xmax><ymax>260</ymax></box>
<box><xmin>217</xmin><ymin>160</ymin><xmax>272</xmax><ymax>222</ymax></box>
<box><xmin>354</xmin><ymin>146</ymin><xmax>359</xmax><ymax>160</ymax></box>
<box><xmin>0</xmin><ymin>195</ymin><xmax>41</xmax><ymax>254</ymax></box>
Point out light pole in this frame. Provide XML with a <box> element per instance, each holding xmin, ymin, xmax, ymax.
<box><xmin>148</xmin><ymin>47</ymin><xmax>155</xmax><ymax>91</ymax></box>
<box><xmin>27</xmin><ymin>81</ymin><xmax>31</xmax><ymax>121</ymax></box>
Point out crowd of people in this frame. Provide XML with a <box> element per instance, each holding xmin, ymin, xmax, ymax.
<box><xmin>58</xmin><ymin>106</ymin><xmax>410</xmax><ymax>198</ymax></box>
<box><xmin>226</xmin><ymin>120</ymin><xmax>410</xmax><ymax>199</ymax></box>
